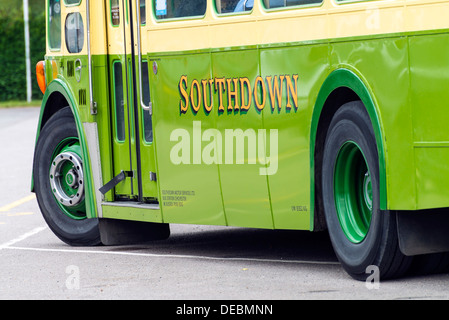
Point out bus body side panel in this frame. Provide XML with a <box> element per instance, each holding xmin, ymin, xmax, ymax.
<box><xmin>328</xmin><ymin>32</ymin><xmax>449</xmax><ymax>212</ymax></box>
<box><xmin>327</xmin><ymin>37</ymin><xmax>414</xmax><ymax>211</ymax></box>
<box><xmin>409</xmin><ymin>31</ymin><xmax>449</xmax><ymax>210</ymax></box>
<box><xmin>212</xmin><ymin>48</ymin><xmax>273</xmax><ymax>229</ymax></box>
<box><xmin>150</xmin><ymin>51</ymin><xmax>227</xmax><ymax>226</ymax></box>
<box><xmin>261</xmin><ymin>44</ymin><xmax>328</xmax><ymax>231</ymax></box>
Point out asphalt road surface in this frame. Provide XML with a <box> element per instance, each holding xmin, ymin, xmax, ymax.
<box><xmin>0</xmin><ymin>107</ymin><xmax>448</xmax><ymax>301</ymax></box>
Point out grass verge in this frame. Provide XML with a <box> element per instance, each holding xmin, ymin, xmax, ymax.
<box><xmin>0</xmin><ymin>100</ymin><xmax>41</xmax><ymax>108</ymax></box>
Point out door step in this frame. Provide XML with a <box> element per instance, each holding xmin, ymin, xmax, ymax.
<box><xmin>102</xmin><ymin>201</ymin><xmax>160</xmax><ymax>210</ymax></box>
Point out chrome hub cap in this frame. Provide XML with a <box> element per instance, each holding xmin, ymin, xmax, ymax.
<box><xmin>49</xmin><ymin>151</ymin><xmax>84</xmax><ymax>207</ymax></box>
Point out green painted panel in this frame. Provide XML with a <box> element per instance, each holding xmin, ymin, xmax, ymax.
<box><xmin>151</xmin><ymin>52</ymin><xmax>227</xmax><ymax>225</ymax></box>
<box><xmin>139</xmin><ymin>60</ymin><xmax>158</xmax><ymax>200</ymax></box>
<box><xmin>414</xmin><ymin>147</ymin><xmax>449</xmax><ymax>209</ymax></box>
<box><xmin>409</xmin><ymin>33</ymin><xmax>449</xmax><ymax>142</ymax></box>
<box><xmin>107</xmin><ymin>55</ymin><xmax>138</xmax><ymax>198</ymax></box>
<box><xmin>409</xmin><ymin>33</ymin><xmax>449</xmax><ymax>209</ymax></box>
<box><xmin>329</xmin><ymin>37</ymin><xmax>414</xmax><ymax>210</ymax></box>
<box><xmin>92</xmin><ymin>56</ymin><xmax>115</xmax><ymax>202</ymax></box>
<box><xmin>261</xmin><ymin>44</ymin><xmax>328</xmax><ymax>230</ymax></box>
<box><xmin>212</xmin><ymin>48</ymin><xmax>273</xmax><ymax>229</ymax></box>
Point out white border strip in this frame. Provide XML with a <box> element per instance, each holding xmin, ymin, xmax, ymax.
<box><xmin>0</xmin><ymin>226</ymin><xmax>339</xmax><ymax>265</ymax></box>
<box><xmin>3</xmin><ymin>245</ymin><xmax>339</xmax><ymax>265</ymax></box>
<box><xmin>84</xmin><ymin>122</ymin><xmax>104</xmax><ymax>218</ymax></box>
<box><xmin>0</xmin><ymin>226</ymin><xmax>47</xmax><ymax>250</ymax></box>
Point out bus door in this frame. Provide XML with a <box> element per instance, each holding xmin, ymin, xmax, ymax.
<box><xmin>134</xmin><ymin>1</ymin><xmax>159</xmax><ymax>201</ymax></box>
<box><xmin>103</xmin><ymin>0</ymin><xmax>156</xmax><ymax>202</ymax></box>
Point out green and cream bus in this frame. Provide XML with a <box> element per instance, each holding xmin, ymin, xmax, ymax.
<box><xmin>33</xmin><ymin>0</ymin><xmax>449</xmax><ymax>280</ymax></box>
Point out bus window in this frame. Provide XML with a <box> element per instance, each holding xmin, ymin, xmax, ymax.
<box><xmin>113</xmin><ymin>62</ymin><xmax>126</xmax><ymax>142</ymax></box>
<box><xmin>64</xmin><ymin>0</ymin><xmax>81</xmax><ymax>5</ymax></box>
<box><xmin>216</xmin><ymin>0</ymin><xmax>253</xmax><ymax>14</ymax></box>
<box><xmin>234</xmin><ymin>0</ymin><xmax>254</xmax><ymax>12</ymax></box>
<box><xmin>141</xmin><ymin>61</ymin><xmax>153</xmax><ymax>143</ymax></box>
<box><xmin>140</xmin><ymin>0</ymin><xmax>146</xmax><ymax>25</ymax></box>
<box><xmin>111</xmin><ymin>0</ymin><xmax>120</xmax><ymax>26</ymax></box>
<box><xmin>154</xmin><ymin>0</ymin><xmax>207</xmax><ymax>20</ymax></box>
<box><xmin>65</xmin><ymin>13</ymin><xmax>84</xmax><ymax>54</ymax></box>
<box><xmin>48</xmin><ymin>0</ymin><xmax>61</xmax><ymax>50</ymax></box>
<box><xmin>263</xmin><ymin>0</ymin><xmax>322</xmax><ymax>9</ymax></box>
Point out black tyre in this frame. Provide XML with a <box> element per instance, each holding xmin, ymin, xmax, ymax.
<box><xmin>33</xmin><ymin>107</ymin><xmax>101</xmax><ymax>246</ymax></box>
<box><xmin>322</xmin><ymin>101</ymin><xmax>412</xmax><ymax>280</ymax></box>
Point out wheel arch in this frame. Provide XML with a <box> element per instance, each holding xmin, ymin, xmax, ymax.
<box><xmin>310</xmin><ymin>68</ymin><xmax>387</xmax><ymax>231</ymax></box>
<box><xmin>31</xmin><ymin>79</ymin><xmax>98</xmax><ymax>219</ymax></box>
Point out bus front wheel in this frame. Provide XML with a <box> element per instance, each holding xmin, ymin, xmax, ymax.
<box><xmin>33</xmin><ymin>107</ymin><xmax>101</xmax><ymax>246</ymax></box>
<box><xmin>321</xmin><ymin>101</ymin><xmax>412</xmax><ymax>280</ymax></box>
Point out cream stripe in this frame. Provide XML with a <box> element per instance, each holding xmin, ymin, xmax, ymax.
<box><xmin>147</xmin><ymin>0</ymin><xmax>449</xmax><ymax>53</ymax></box>
<box><xmin>48</xmin><ymin>0</ymin><xmax>449</xmax><ymax>55</ymax></box>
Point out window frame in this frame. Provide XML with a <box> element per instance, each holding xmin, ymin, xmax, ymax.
<box><xmin>152</xmin><ymin>0</ymin><xmax>208</xmax><ymax>22</ymax></box>
<box><xmin>64</xmin><ymin>12</ymin><xmax>85</xmax><ymax>54</ymax></box>
<box><xmin>112</xmin><ymin>61</ymin><xmax>126</xmax><ymax>143</ymax></box>
<box><xmin>110</xmin><ymin>0</ymin><xmax>121</xmax><ymax>27</ymax></box>
<box><xmin>260</xmin><ymin>0</ymin><xmax>324</xmax><ymax>12</ymax></box>
<box><xmin>140</xmin><ymin>0</ymin><xmax>147</xmax><ymax>26</ymax></box>
<box><xmin>140</xmin><ymin>60</ymin><xmax>153</xmax><ymax>144</ymax></box>
<box><xmin>48</xmin><ymin>0</ymin><xmax>62</xmax><ymax>51</ymax></box>
<box><xmin>64</xmin><ymin>0</ymin><xmax>82</xmax><ymax>6</ymax></box>
<box><xmin>213</xmin><ymin>0</ymin><xmax>254</xmax><ymax>16</ymax></box>
<box><xmin>333</xmin><ymin>0</ymin><xmax>378</xmax><ymax>4</ymax></box>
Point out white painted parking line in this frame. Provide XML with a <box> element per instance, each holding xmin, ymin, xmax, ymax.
<box><xmin>0</xmin><ymin>226</ymin><xmax>47</xmax><ymax>250</ymax></box>
<box><xmin>2</xmin><ymin>244</ymin><xmax>340</xmax><ymax>265</ymax></box>
<box><xmin>0</xmin><ymin>223</ymin><xmax>340</xmax><ymax>266</ymax></box>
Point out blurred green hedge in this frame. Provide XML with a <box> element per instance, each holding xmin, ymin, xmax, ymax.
<box><xmin>0</xmin><ymin>9</ymin><xmax>46</xmax><ymax>101</ymax></box>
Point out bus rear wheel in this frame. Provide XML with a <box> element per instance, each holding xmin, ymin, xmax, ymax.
<box><xmin>321</xmin><ymin>101</ymin><xmax>412</xmax><ymax>280</ymax></box>
<box><xmin>33</xmin><ymin>107</ymin><xmax>101</xmax><ymax>246</ymax></box>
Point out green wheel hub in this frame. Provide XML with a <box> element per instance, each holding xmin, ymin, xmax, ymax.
<box><xmin>49</xmin><ymin>137</ymin><xmax>86</xmax><ymax>220</ymax></box>
<box><xmin>334</xmin><ymin>141</ymin><xmax>373</xmax><ymax>244</ymax></box>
